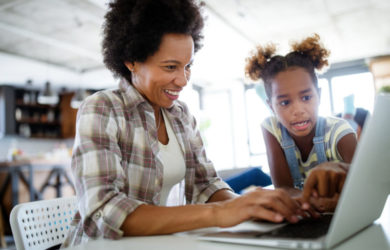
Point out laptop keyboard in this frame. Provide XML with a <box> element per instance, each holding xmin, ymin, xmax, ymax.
<box><xmin>258</xmin><ymin>214</ymin><xmax>333</xmax><ymax>239</ymax></box>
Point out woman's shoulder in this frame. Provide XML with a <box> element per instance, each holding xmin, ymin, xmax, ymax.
<box><xmin>81</xmin><ymin>87</ymin><xmax>143</xmax><ymax>112</ymax></box>
<box><xmin>77</xmin><ymin>89</ymin><xmax>135</xmax><ymax>120</ymax></box>
<box><xmin>82</xmin><ymin>89</ymin><xmax>120</xmax><ymax>105</ymax></box>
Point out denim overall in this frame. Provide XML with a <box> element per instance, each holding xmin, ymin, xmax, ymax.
<box><xmin>280</xmin><ymin>117</ymin><xmax>327</xmax><ymax>189</ymax></box>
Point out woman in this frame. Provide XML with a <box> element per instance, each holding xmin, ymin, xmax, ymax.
<box><xmin>63</xmin><ymin>0</ymin><xmax>316</xmax><ymax>247</ymax></box>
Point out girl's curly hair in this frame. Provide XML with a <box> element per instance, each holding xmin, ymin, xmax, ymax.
<box><xmin>245</xmin><ymin>34</ymin><xmax>330</xmax><ymax>99</ymax></box>
<box><xmin>102</xmin><ymin>0</ymin><xmax>204</xmax><ymax>83</ymax></box>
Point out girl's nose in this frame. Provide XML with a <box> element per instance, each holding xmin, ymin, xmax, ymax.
<box><xmin>292</xmin><ymin>102</ymin><xmax>305</xmax><ymax>116</ymax></box>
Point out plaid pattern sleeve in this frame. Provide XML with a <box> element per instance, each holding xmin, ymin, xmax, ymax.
<box><xmin>69</xmin><ymin>91</ymin><xmax>147</xmax><ymax>242</ymax></box>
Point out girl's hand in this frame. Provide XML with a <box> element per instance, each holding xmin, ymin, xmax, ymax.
<box><xmin>302</xmin><ymin>162</ymin><xmax>348</xmax><ymax>202</ymax></box>
<box><xmin>309</xmin><ymin>193</ymin><xmax>340</xmax><ymax>212</ymax></box>
<box><xmin>293</xmin><ymin>196</ymin><xmax>322</xmax><ymax>218</ymax></box>
<box><xmin>301</xmin><ymin>162</ymin><xmax>348</xmax><ymax>212</ymax></box>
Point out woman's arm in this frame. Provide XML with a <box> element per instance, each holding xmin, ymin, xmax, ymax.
<box><xmin>121</xmin><ymin>187</ymin><xmax>304</xmax><ymax>236</ymax></box>
<box><xmin>72</xmin><ymin>93</ymin><xmax>149</xmax><ymax>240</ymax></box>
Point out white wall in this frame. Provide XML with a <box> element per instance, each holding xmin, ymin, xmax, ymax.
<box><xmin>0</xmin><ymin>52</ymin><xmax>116</xmax><ymax>90</ymax></box>
<box><xmin>0</xmin><ymin>8</ymin><xmax>262</xmax><ymax>170</ymax></box>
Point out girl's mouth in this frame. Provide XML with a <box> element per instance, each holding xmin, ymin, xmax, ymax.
<box><xmin>291</xmin><ymin>120</ymin><xmax>310</xmax><ymax>131</ymax></box>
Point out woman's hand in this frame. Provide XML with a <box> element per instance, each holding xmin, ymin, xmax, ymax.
<box><xmin>211</xmin><ymin>187</ymin><xmax>304</xmax><ymax>228</ymax></box>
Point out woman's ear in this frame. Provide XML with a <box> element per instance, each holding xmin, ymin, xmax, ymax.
<box><xmin>124</xmin><ymin>61</ymin><xmax>135</xmax><ymax>72</ymax></box>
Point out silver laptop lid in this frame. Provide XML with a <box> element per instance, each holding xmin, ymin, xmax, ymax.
<box><xmin>325</xmin><ymin>93</ymin><xmax>390</xmax><ymax>248</ymax></box>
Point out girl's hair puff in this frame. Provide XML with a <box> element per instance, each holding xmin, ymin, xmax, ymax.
<box><xmin>245</xmin><ymin>34</ymin><xmax>330</xmax><ymax>99</ymax></box>
<box><xmin>290</xmin><ymin>33</ymin><xmax>330</xmax><ymax>71</ymax></box>
<box><xmin>245</xmin><ymin>43</ymin><xmax>277</xmax><ymax>81</ymax></box>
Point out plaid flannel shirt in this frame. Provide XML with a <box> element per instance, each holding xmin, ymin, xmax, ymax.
<box><xmin>62</xmin><ymin>80</ymin><xmax>230</xmax><ymax>247</ymax></box>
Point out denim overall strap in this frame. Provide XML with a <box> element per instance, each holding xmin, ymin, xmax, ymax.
<box><xmin>280</xmin><ymin>125</ymin><xmax>303</xmax><ymax>189</ymax></box>
<box><xmin>313</xmin><ymin>117</ymin><xmax>327</xmax><ymax>164</ymax></box>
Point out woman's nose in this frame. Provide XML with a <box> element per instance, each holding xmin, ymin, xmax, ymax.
<box><xmin>174</xmin><ymin>69</ymin><xmax>189</xmax><ymax>87</ymax></box>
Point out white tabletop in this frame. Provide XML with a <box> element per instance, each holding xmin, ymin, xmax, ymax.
<box><xmin>68</xmin><ymin>196</ymin><xmax>390</xmax><ymax>250</ymax></box>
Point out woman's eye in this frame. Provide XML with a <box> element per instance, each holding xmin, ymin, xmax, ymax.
<box><xmin>302</xmin><ymin>95</ymin><xmax>312</xmax><ymax>101</ymax></box>
<box><xmin>280</xmin><ymin>100</ymin><xmax>289</xmax><ymax>106</ymax></box>
<box><xmin>185</xmin><ymin>64</ymin><xmax>192</xmax><ymax>70</ymax></box>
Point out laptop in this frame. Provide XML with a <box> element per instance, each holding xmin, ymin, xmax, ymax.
<box><xmin>199</xmin><ymin>93</ymin><xmax>390</xmax><ymax>249</ymax></box>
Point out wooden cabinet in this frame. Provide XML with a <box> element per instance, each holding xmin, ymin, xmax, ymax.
<box><xmin>369</xmin><ymin>56</ymin><xmax>390</xmax><ymax>92</ymax></box>
<box><xmin>0</xmin><ymin>85</ymin><xmax>77</xmax><ymax>139</ymax></box>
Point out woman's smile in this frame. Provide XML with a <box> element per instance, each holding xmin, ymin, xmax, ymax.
<box><xmin>163</xmin><ymin>89</ymin><xmax>181</xmax><ymax>101</ymax></box>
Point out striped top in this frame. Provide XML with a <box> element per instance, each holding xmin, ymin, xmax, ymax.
<box><xmin>262</xmin><ymin>116</ymin><xmax>356</xmax><ymax>177</ymax></box>
<box><xmin>62</xmin><ymin>79</ymin><xmax>230</xmax><ymax>247</ymax></box>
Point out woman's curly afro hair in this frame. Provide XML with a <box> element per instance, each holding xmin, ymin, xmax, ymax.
<box><xmin>102</xmin><ymin>0</ymin><xmax>204</xmax><ymax>83</ymax></box>
<box><xmin>245</xmin><ymin>34</ymin><xmax>330</xmax><ymax>99</ymax></box>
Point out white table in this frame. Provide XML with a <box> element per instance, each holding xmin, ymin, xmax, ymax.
<box><xmin>68</xmin><ymin>197</ymin><xmax>390</xmax><ymax>250</ymax></box>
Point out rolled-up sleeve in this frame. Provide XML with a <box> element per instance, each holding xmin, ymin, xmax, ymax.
<box><xmin>72</xmin><ymin>93</ymin><xmax>145</xmax><ymax>239</ymax></box>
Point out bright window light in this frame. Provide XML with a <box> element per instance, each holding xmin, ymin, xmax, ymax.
<box><xmin>331</xmin><ymin>72</ymin><xmax>375</xmax><ymax>115</ymax></box>
<box><xmin>318</xmin><ymin>78</ymin><xmax>332</xmax><ymax>116</ymax></box>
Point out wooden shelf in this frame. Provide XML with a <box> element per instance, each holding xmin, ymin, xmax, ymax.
<box><xmin>1</xmin><ymin>86</ymin><xmax>78</xmax><ymax>139</ymax></box>
<box><xmin>15</xmin><ymin>100</ymin><xmax>59</xmax><ymax>109</ymax></box>
<box><xmin>15</xmin><ymin>119</ymin><xmax>60</xmax><ymax>125</ymax></box>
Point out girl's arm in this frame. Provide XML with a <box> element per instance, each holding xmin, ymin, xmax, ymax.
<box><xmin>262</xmin><ymin>127</ymin><xmax>301</xmax><ymax>196</ymax></box>
<box><xmin>336</xmin><ymin>133</ymin><xmax>357</xmax><ymax>163</ymax></box>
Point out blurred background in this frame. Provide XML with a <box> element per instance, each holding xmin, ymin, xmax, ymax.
<box><xmin>0</xmin><ymin>0</ymin><xmax>389</xmax><ymax>210</ymax></box>
<box><xmin>1</xmin><ymin>0</ymin><xmax>390</xmax><ymax>170</ymax></box>
<box><xmin>0</xmin><ymin>0</ymin><xmax>390</xmax><ymax>247</ymax></box>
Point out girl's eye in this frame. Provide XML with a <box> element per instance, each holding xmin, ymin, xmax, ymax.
<box><xmin>280</xmin><ymin>100</ymin><xmax>290</xmax><ymax>106</ymax></box>
<box><xmin>302</xmin><ymin>95</ymin><xmax>312</xmax><ymax>101</ymax></box>
<box><xmin>165</xmin><ymin>65</ymin><xmax>176</xmax><ymax>70</ymax></box>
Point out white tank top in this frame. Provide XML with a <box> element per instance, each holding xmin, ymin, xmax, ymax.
<box><xmin>158</xmin><ymin>110</ymin><xmax>186</xmax><ymax>205</ymax></box>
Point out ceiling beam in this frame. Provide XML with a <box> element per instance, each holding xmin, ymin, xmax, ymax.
<box><xmin>0</xmin><ymin>0</ymin><xmax>25</xmax><ymax>12</ymax></box>
<box><xmin>0</xmin><ymin>21</ymin><xmax>101</xmax><ymax>62</ymax></box>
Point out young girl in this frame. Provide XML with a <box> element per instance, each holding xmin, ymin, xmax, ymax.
<box><xmin>245</xmin><ymin>34</ymin><xmax>357</xmax><ymax>198</ymax></box>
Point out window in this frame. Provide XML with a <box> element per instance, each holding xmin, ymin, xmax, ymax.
<box><xmin>318</xmin><ymin>78</ymin><xmax>332</xmax><ymax>116</ymax></box>
<box><xmin>244</xmin><ymin>87</ymin><xmax>272</xmax><ymax>171</ymax></box>
<box><xmin>331</xmin><ymin>72</ymin><xmax>375</xmax><ymax>114</ymax></box>
<box><xmin>201</xmin><ymin>90</ymin><xmax>235</xmax><ymax>171</ymax></box>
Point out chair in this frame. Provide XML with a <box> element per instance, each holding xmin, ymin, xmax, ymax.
<box><xmin>10</xmin><ymin>196</ymin><xmax>77</xmax><ymax>250</ymax></box>
<box><xmin>0</xmin><ymin>205</ymin><xmax>6</xmax><ymax>248</ymax></box>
